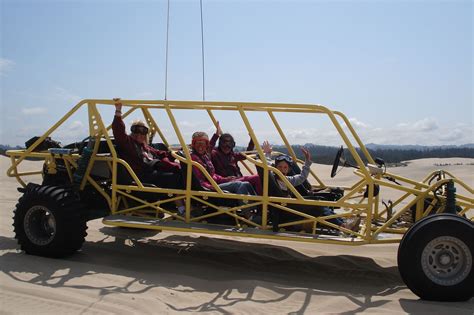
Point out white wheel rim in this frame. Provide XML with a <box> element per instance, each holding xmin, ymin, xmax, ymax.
<box><xmin>421</xmin><ymin>236</ymin><xmax>472</xmax><ymax>286</ymax></box>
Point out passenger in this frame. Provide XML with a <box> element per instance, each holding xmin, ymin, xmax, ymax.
<box><xmin>190</xmin><ymin>131</ymin><xmax>257</xmax><ymax>198</ymax></box>
<box><xmin>262</xmin><ymin>141</ymin><xmax>361</xmax><ymax>232</ymax></box>
<box><xmin>209</xmin><ymin>122</ymin><xmax>262</xmax><ymax>194</ymax></box>
<box><xmin>112</xmin><ymin>98</ymin><xmax>186</xmax><ymax>214</ymax></box>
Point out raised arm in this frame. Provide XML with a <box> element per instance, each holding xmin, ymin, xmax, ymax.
<box><xmin>209</xmin><ymin>121</ymin><xmax>222</xmax><ymax>150</ymax></box>
<box><xmin>286</xmin><ymin>147</ymin><xmax>312</xmax><ymax>186</ymax></box>
<box><xmin>262</xmin><ymin>140</ymin><xmax>273</xmax><ymax>161</ymax></box>
<box><xmin>246</xmin><ymin>136</ymin><xmax>255</xmax><ymax>151</ymax></box>
<box><xmin>112</xmin><ymin>98</ymin><xmax>128</xmax><ymax>148</ymax></box>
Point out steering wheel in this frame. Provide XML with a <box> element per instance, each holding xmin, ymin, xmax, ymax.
<box><xmin>330</xmin><ymin>146</ymin><xmax>344</xmax><ymax>178</ymax></box>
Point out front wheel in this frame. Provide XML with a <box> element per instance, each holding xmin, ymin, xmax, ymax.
<box><xmin>397</xmin><ymin>213</ymin><xmax>473</xmax><ymax>301</ymax></box>
<box><xmin>13</xmin><ymin>185</ymin><xmax>88</xmax><ymax>258</ymax></box>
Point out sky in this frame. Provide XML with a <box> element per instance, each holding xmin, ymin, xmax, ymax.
<box><xmin>0</xmin><ymin>0</ymin><xmax>472</xmax><ymax>147</ymax></box>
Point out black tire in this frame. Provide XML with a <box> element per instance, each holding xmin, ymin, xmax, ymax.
<box><xmin>398</xmin><ymin>213</ymin><xmax>473</xmax><ymax>301</ymax></box>
<box><xmin>13</xmin><ymin>185</ymin><xmax>88</xmax><ymax>258</ymax></box>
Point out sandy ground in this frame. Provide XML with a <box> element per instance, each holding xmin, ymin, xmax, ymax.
<box><xmin>1</xmin><ymin>156</ymin><xmax>473</xmax><ymax>314</ymax></box>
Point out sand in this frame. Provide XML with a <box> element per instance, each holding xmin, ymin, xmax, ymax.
<box><xmin>1</xmin><ymin>156</ymin><xmax>473</xmax><ymax>314</ymax></box>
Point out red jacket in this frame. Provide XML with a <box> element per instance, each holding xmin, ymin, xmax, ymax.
<box><xmin>112</xmin><ymin>115</ymin><xmax>179</xmax><ymax>177</ymax></box>
<box><xmin>209</xmin><ymin>133</ymin><xmax>254</xmax><ymax>177</ymax></box>
<box><xmin>190</xmin><ymin>151</ymin><xmax>232</xmax><ymax>190</ymax></box>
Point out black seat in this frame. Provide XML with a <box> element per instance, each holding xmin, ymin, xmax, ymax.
<box><xmin>114</xmin><ymin>145</ymin><xmax>157</xmax><ymax>187</ymax></box>
<box><xmin>113</xmin><ymin>147</ymin><xmax>177</xmax><ymax>208</ymax></box>
<box><xmin>257</xmin><ymin>164</ymin><xmax>339</xmax><ymax>232</ymax></box>
<box><xmin>287</xmin><ymin>161</ymin><xmax>344</xmax><ymax>203</ymax></box>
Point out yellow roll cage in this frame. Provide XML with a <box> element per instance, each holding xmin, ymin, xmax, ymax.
<box><xmin>6</xmin><ymin>99</ymin><xmax>474</xmax><ymax>245</ymax></box>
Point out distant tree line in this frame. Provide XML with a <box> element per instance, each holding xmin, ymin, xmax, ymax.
<box><xmin>0</xmin><ymin>145</ymin><xmax>23</xmax><ymax>157</ymax></box>
<box><xmin>236</xmin><ymin>144</ymin><xmax>474</xmax><ymax>165</ymax></box>
<box><xmin>2</xmin><ymin>143</ymin><xmax>474</xmax><ymax>165</ymax></box>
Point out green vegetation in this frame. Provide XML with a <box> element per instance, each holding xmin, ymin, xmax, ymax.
<box><xmin>3</xmin><ymin>143</ymin><xmax>473</xmax><ymax>166</ymax></box>
<box><xmin>250</xmin><ymin>144</ymin><xmax>474</xmax><ymax>165</ymax></box>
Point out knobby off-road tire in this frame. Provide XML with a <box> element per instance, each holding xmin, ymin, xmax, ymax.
<box><xmin>13</xmin><ymin>185</ymin><xmax>88</xmax><ymax>258</ymax></box>
<box><xmin>398</xmin><ymin>213</ymin><xmax>473</xmax><ymax>301</ymax></box>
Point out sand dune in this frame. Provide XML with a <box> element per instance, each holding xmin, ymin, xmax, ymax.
<box><xmin>1</xmin><ymin>156</ymin><xmax>473</xmax><ymax>313</ymax></box>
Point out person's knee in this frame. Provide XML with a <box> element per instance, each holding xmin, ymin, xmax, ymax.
<box><xmin>242</xmin><ymin>182</ymin><xmax>252</xmax><ymax>190</ymax></box>
<box><xmin>243</xmin><ymin>182</ymin><xmax>256</xmax><ymax>194</ymax></box>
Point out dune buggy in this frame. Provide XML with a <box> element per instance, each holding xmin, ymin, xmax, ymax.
<box><xmin>6</xmin><ymin>99</ymin><xmax>473</xmax><ymax>301</ymax></box>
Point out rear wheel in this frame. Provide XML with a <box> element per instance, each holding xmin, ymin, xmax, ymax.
<box><xmin>398</xmin><ymin>213</ymin><xmax>473</xmax><ymax>301</ymax></box>
<box><xmin>13</xmin><ymin>185</ymin><xmax>88</xmax><ymax>258</ymax></box>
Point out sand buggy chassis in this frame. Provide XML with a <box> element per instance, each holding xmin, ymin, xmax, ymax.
<box><xmin>6</xmin><ymin>99</ymin><xmax>473</xmax><ymax>301</ymax></box>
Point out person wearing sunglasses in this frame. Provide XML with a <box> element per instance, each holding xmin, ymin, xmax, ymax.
<box><xmin>112</xmin><ymin>98</ymin><xmax>182</xmax><ymax>191</ymax></box>
<box><xmin>190</xmin><ymin>131</ymin><xmax>256</xmax><ymax>198</ymax></box>
<box><xmin>209</xmin><ymin>121</ymin><xmax>253</xmax><ymax>177</ymax></box>
<box><xmin>208</xmin><ymin>122</ymin><xmax>262</xmax><ymax>195</ymax></box>
<box><xmin>262</xmin><ymin>141</ymin><xmax>361</xmax><ymax>232</ymax></box>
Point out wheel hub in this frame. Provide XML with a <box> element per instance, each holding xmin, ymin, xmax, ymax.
<box><xmin>421</xmin><ymin>236</ymin><xmax>472</xmax><ymax>286</ymax></box>
<box><xmin>438</xmin><ymin>252</ymin><xmax>452</xmax><ymax>266</ymax></box>
<box><xmin>24</xmin><ymin>205</ymin><xmax>56</xmax><ymax>246</ymax></box>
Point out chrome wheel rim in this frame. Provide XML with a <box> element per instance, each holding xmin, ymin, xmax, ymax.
<box><xmin>421</xmin><ymin>236</ymin><xmax>472</xmax><ymax>286</ymax></box>
<box><xmin>24</xmin><ymin>205</ymin><xmax>56</xmax><ymax>246</ymax></box>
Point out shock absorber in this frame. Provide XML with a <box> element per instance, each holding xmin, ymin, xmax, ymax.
<box><xmin>445</xmin><ymin>180</ymin><xmax>456</xmax><ymax>214</ymax></box>
<box><xmin>73</xmin><ymin>137</ymin><xmax>95</xmax><ymax>186</ymax></box>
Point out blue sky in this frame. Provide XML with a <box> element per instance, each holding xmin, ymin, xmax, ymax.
<box><xmin>1</xmin><ymin>0</ymin><xmax>472</xmax><ymax>147</ymax></box>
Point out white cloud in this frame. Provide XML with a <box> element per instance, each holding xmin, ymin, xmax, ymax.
<box><xmin>0</xmin><ymin>58</ymin><xmax>15</xmax><ymax>75</ymax></box>
<box><xmin>396</xmin><ymin>118</ymin><xmax>439</xmax><ymax>132</ymax></box>
<box><xmin>53</xmin><ymin>120</ymin><xmax>88</xmax><ymax>144</ymax></box>
<box><xmin>21</xmin><ymin>107</ymin><xmax>47</xmax><ymax>115</ymax></box>
<box><xmin>438</xmin><ymin>128</ymin><xmax>464</xmax><ymax>142</ymax></box>
<box><xmin>357</xmin><ymin>122</ymin><xmax>472</xmax><ymax>146</ymax></box>
<box><xmin>69</xmin><ymin>120</ymin><xmax>84</xmax><ymax>131</ymax></box>
<box><xmin>413</xmin><ymin>117</ymin><xmax>438</xmax><ymax>132</ymax></box>
<box><xmin>348</xmin><ymin>117</ymin><xmax>369</xmax><ymax>128</ymax></box>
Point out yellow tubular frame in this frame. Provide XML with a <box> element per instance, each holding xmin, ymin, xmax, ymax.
<box><xmin>6</xmin><ymin>99</ymin><xmax>474</xmax><ymax>245</ymax></box>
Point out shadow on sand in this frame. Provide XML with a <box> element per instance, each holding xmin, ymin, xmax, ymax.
<box><xmin>0</xmin><ymin>227</ymin><xmax>408</xmax><ymax>314</ymax></box>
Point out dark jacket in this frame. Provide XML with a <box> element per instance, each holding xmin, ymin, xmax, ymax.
<box><xmin>112</xmin><ymin>115</ymin><xmax>179</xmax><ymax>178</ymax></box>
<box><xmin>209</xmin><ymin>133</ymin><xmax>254</xmax><ymax>177</ymax></box>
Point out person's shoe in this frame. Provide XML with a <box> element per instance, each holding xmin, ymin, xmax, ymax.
<box><xmin>341</xmin><ymin>215</ymin><xmax>361</xmax><ymax>232</ymax></box>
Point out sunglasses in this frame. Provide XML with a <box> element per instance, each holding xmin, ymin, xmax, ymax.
<box><xmin>131</xmin><ymin>125</ymin><xmax>149</xmax><ymax>135</ymax></box>
<box><xmin>194</xmin><ymin>140</ymin><xmax>208</xmax><ymax>146</ymax></box>
<box><xmin>275</xmin><ymin>154</ymin><xmax>293</xmax><ymax>164</ymax></box>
